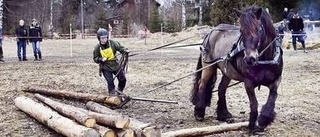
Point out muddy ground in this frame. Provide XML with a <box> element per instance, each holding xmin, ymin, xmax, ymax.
<box><xmin>0</xmin><ymin>28</ymin><xmax>320</xmax><ymax>136</ymax></box>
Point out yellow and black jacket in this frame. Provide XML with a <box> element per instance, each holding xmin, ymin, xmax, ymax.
<box><xmin>93</xmin><ymin>40</ymin><xmax>126</xmax><ymax>72</ymax></box>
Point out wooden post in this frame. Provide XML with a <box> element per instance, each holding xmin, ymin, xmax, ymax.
<box><xmin>23</xmin><ymin>87</ymin><xmax>121</xmax><ymax>106</ymax></box>
<box><xmin>14</xmin><ymin>96</ymin><xmax>99</xmax><ymax>137</ymax></box>
<box><xmin>35</xmin><ymin>94</ymin><xmax>96</xmax><ymax>128</ymax></box>
<box><xmin>162</xmin><ymin>122</ymin><xmax>249</xmax><ymax>137</ymax></box>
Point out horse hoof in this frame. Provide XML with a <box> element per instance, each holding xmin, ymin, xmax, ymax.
<box><xmin>195</xmin><ymin>115</ymin><xmax>204</xmax><ymax>121</ymax></box>
<box><xmin>216</xmin><ymin>111</ymin><xmax>233</xmax><ymax>121</ymax></box>
<box><xmin>194</xmin><ymin>107</ymin><xmax>205</xmax><ymax>121</ymax></box>
<box><xmin>248</xmin><ymin>125</ymin><xmax>264</xmax><ymax>134</ymax></box>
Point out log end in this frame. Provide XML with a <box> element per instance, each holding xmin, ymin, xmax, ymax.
<box><xmin>115</xmin><ymin>116</ymin><xmax>130</xmax><ymax>129</ymax></box>
<box><xmin>83</xmin><ymin>129</ymin><xmax>100</xmax><ymax>137</ymax></box>
<box><xmin>104</xmin><ymin>130</ymin><xmax>116</xmax><ymax>137</ymax></box>
<box><xmin>143</xmin><ymin>126</ymin><xmax>161</xmax><ymax>137</ymax></box>
<box><xmin>117</xmin><ymin>129</ymin><xmax>135</xmax><ymax>137</ymax></box>
<box><xmin>84</xmin><ymin>118</ymin><xmax>96</xmax><ymax>128</ymax></box>
<box><xmin>104</xmin><ymin>96</ymin><xmax>121</xmax><ymax>106</ymax></box>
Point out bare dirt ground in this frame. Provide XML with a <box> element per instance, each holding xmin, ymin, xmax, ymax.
<box><xmin>1</xmin><ymin>27</ymin><xmax>320</xmax><ymax>136</ymax></box>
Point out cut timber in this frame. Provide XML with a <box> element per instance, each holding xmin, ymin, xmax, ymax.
<box><xmin>86</xmin><ymin>110</ymin><xmax>130</xmax><ymax>129</ymax></box>
<box><xmin>35</xmin><ymin>94</ymin><xmax>96</xmax><ymax>128</ymax></box>
<box><xmin>93</xmin><ymin>124</ymin><xmax>116</xmax><ymax>137</ymax></box>
<box><xmin>162</xmin><ymin>122</ymin><xmax>249</xmax><ymax>137</ymax></box>
<box><xmin>14</xmin><ymin>96</ymin><xmax>99</xmax><ymax>137</ymax></box>
<box><xmin>35</xmin><ymin>94</ymin><xmax>129</xmax><ymax>129</ymax></box>
<box><xmin>86</xmin><ymin>101</ymin><xmax>161</xmax><ymax>137</ymax></box>
<box><xmin>23</xmin><ymin>87</ymin><xmax>121</xmax><ymax>106</ymax></box>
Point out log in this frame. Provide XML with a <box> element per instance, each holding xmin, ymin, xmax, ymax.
<box><xmin>23</xmin><ymin>87</ymin><xmax>121</xmax><ymax>106</ymax></box>
<box><xmin>161</xmin><ymin>122</ymin><xmax>249</xmax><ymax>137</ymax></box>
<box><xmin>86</xmin><ymin>101</ymin><xmax>161</xmax><ymax>137</ymax></box>
<box><xmin>35</xmin><ymin>94</ymin><xmax>96</xmax><ymax>128</ymax></box>
<box><xmin>35</xmin><ymin>94</ymin><xmax>129</xmax><ymax>129</ymax></box>
<box><xmin>14</xmin><ymin>96</ymin><xmax>99</xmax><ymax>137</ymax></box>
<box><xmin>93</xmin><ymin>124</ymin><xmax>116</xmax><ymax>137</ymax></box>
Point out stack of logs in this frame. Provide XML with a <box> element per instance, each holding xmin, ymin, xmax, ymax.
<box><xmin>16</xmin><ymin>87</ymin><xmax>161</xmax><ymax>137</ymax></box>
<box><xmin>16</xmin><ymin>87</ymin><xmax>249</xmax><ymax>137</ymax></box>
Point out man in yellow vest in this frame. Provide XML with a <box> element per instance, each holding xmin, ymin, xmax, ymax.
<box><xmin>93</xmin><ymin>28</ymin><xmax>129</xmax><ymax>96</ymax></box>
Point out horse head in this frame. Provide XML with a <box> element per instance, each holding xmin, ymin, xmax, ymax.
<box><xmin>235</xmin><ymin>7</ymin><xmax>266</xmax><ymax>66</ymax></box>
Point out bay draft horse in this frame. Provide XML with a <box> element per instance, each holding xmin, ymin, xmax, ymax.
<box><xmin>190</xmin><ymin>6</ymin><xmax>283</xmax><ymax>132</ymax></box>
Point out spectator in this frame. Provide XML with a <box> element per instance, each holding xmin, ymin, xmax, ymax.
<box><xmin>277</xmin><ymin>21</ymin><xmax>285</xmax><ymax>42</ymax></box>
<box><xmin>29</xmin><ymin>18</ymin><xmax>43</xmax><ymax>61</ymax></box>
<box><xmin>16</xmin><ymin>19</ymin><xmax>28</xmax><ymax>61</ymax></box>
<box><xmin>288</xmin><ymin>10</ymin><xmax>307</xmax><ymax>53</ymax></box>
<box><xmin>282</xmin><ymin>7</ymin><xmax>289</xmax><ymax>30</ymax></box>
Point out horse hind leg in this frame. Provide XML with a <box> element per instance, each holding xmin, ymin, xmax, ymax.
<box><xmin>194</xmin><ymin>66</ymin><xmax>217</xmax><ymax>121</ymax></box>
<box><xmin>216</xmin><ymin>75</ymin><xmax>233</xmax><ymax>121</ymax></box>
<box><xmin>258</xmin><ymin>77</ymin><xmax>281</xmax><ymax>129</ymax></box>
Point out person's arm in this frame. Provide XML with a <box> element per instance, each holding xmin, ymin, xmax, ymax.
<box><xmin>93</xmin><ymin>45</ymin><xmax>103</xmax><ymax>63</ymax></box>
<box><xmin>299</xmin><ymin>18</ymin><xmax>304</xmax><ymax>31</ymax></box>
<box><xmin>39</xmin><ymin>27</ymin><xmax>43</xmax><ymax>42</ymax></box>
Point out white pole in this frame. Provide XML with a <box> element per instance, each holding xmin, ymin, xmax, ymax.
<box><xmin>161</xmin><ymin>23</ymin><xmax>163</xmax><ymax>46</ymax></box>
<box><xmin>70</xmin><ymin>23</ymin><xmax>73</xmax><ymax>57</ymax></box>
<box><xmin>81</xmin><ymin>0</ymin><xmax>84</xmax><ymax>39</ymax></box>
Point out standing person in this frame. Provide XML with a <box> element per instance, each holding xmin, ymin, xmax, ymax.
<box><xmin>288</xmin><ymin>10</ymin><xmax>307</xmax><ymax>53</ymax></box>
<box><xmin>29</xmin><ymin>18</ymin><xmax>43</xmax><ymax>61</ymax></box>
<box><xmin>16</xmin><ymin>19</ymin><xmax>28</xmax><ymax>61</ymax></box>
<box><xmin>282</xmin><ymin>7</ymin><xmax>289</xmax><ymax>30</ymax></box>
<box><xmin>0</xmin><ymin>26</ymin><xmax>3</xmax><ymax>62</ymax></box>
<box><xmin>93</xmin><ymin>28</ymin><xmax>129</xmax><ymax>96</ymax></box>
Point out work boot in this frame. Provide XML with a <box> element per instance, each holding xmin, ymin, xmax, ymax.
<box><xmin>34</xmin><ymin>56</ymin><xmax>38</xmax><ymax>61</ymax></box>
<box><xmin>109</xmin><ymin>89</ymin><xmax>119</xmax><ymax>96</ymax></box>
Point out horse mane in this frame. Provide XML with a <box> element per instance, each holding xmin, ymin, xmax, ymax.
<box><xmin>239</xmin><ymin>6</ymin><xmax>277</xmax><ymax>39</ymax></box>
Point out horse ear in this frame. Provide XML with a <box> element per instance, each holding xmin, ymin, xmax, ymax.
<box><xmin>255</xmin><ymin>8</ymin><xmax>263</xmax><ymax>19</ymax></box>
<box><xmin>234</xmin><ymin>8</ymin><xmax>243</xmax><ymax>17</ymax></box>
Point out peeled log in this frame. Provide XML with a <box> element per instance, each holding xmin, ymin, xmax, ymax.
<box><xmin>14</xmin><ymin>96</ymin><xmax>99</xmax><ymax>137</ymax></box>
<box><xmin>35</xmin><ymin>94</ymin><xmax>96</xmax><ymax>128</ymax></box>
<box><xmin>23</xmin><ymin>87</ymin><xmax>121</xmax><ymax>106</ymax></box>
<box><xmin>93</xmin><ymin>124</ymin><xmax>116</xmax><ymax>137</ymax></box>
<box><xmin>162</xmin><ymin>122</ymin><xmax>249</xmax><ymax>137</ymax></box>
<box><xmin>86</xmin><ymin>101</ymin><xmax>161</xmax><ymax>137</ymax></box>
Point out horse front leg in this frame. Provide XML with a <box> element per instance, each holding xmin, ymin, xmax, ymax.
<box><xmin>216</xmin><ymin>75</ymin><xmax>233</xmax><ymax>121</ymax></box>
<box><xmin>244</xmin><ymin>81</ymin><xmax>259</xmax><ymax>132</ymax></box>
<box><xmin>194</xmin><ymin>66</ymin><xmax>215</xmax><ymax>121</ymax></box>
<box><xmin>258</xmin><ymin>76</ymin><xmax>281</xmax><ymax>129</ymax></box>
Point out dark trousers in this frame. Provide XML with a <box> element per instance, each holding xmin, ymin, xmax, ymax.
<box><xmin>17</xmin><ymin>41</ymin><xmax>27</xmax><ymax>60</ymax></box>
<box><xmin>102</xmin><ymin>69</ymin><xmax>127</xmax><ymax>92</ymax></box>
<box><xmin>291</xmin><ymin>31</ymin><xmax>305</xmax><ymax>50</ymax></box>
<box><xmin>0</xmin><ymin>46</ymin><xmax>3</xmax><ymax>59</ymax></box>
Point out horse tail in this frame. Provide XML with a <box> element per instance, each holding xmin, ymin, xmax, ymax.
<box><xmin>190</xmin><ymin>54</ymin><xmax>215</xmax><ymax>107</ymax></box>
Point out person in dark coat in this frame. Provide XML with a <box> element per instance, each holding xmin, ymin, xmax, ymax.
<box><xmin>29</xmin><ymin>18</ymin><xmax>43</xmax><ymax>61</ymax></box>
<box><xmin>288</xmin><ymin>10</ymin><xmax>307</xmax><ymax>53</ymax></box>
<box><xmin>93</xmin><ymin>28</ymin><xmax>129</xmax><ymax>96</ymax></box>
<box><xmin>16</xmin><ymin>19</ymin><xmax>28</xmax><ymax>61</ymax></box>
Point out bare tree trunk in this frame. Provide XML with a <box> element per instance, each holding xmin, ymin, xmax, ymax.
<box><xmin>162</xmin><ymin>122</ymin><xmax>249</xmax><ymax>137</ymax></box>
<box><xmin>35</xmin><ymin>94</ymin><xmax>96</xmax><ymax>128</ymax></box>
<box><xmin>181</xmin><ymin>0</ymin><xmax>186</xmax><ymax>29</ymax></box>
<box><xmin>23</xmin><ymin>87</ymin><xmax>121</xmax><ymax>106</ymax></box>
<box><xmin>14</xmin><ymin>96</ymin><xmax>99</xmax><ymax>137</ymax></box>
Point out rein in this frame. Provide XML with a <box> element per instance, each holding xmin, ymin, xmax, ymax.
<box><xmin>257</xmin><ymin>36</ymin><xmax>278</xmax><ymax>58</ymax></box>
